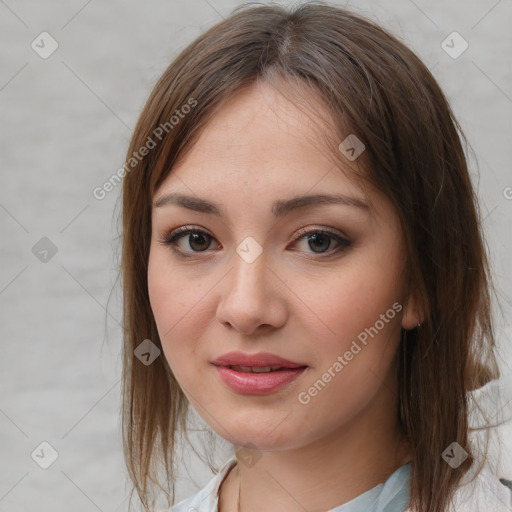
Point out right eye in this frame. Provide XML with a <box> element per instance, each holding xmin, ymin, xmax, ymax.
<box><xmin>158</xmin><ymin>225</ymin><xmax>220</xmax><ymax>256</ymax></box>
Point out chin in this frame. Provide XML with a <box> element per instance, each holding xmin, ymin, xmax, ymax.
<box><xmin>209</xmin><ymin>415</ymin><xmax>308</xmax><ymax>452</ymax></box>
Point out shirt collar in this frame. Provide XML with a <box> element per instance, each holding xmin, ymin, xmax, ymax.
<box><xmin>203</xmin><ymin>457</ymin><xmax>412</xmax><ymax>512</ymax></box>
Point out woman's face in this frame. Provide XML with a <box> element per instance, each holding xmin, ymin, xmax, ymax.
<box><xmin>148</xmin><ymin>81</ymin><xmax>419</xmax><ymax>451</ymax></box>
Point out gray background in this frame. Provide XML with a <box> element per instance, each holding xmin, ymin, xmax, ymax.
<box><xmin>1</xmin><ymin>0</ymin><xmax>511</xmax><ymax>511</ymax></box>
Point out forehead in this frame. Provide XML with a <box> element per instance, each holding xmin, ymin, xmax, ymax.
<box><xmin>157</xmin><ymin>80</ymin><xmax>367</xmax><ymax>203</ymax></box>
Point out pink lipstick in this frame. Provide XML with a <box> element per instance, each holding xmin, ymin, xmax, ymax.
<box><xmin>211</xmin><ymin>351</ymin><xmax>308</xmax><ymax>395</ymax></box>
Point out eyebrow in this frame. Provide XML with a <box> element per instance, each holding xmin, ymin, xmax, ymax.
<box><xmin>153</xmin><ymin>192</ymin><xmax>369</xmax><ymax>218</ymax></box>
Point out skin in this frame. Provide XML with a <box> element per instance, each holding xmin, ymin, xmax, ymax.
<box><xmin>148</xmin><ymin>79</ymin><xmax>421</xmax><ymax>512</ymax></box>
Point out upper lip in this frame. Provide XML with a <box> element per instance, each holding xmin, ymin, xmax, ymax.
<box><xmin>211</xmin><ymin>351</ymin><xmax>307</xmax><ymax>368</ymax></box>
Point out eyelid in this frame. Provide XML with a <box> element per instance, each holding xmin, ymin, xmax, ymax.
<box><xmin>292</xmin><ymin>225</ymin><xmax>350</xmax><ymax>242</ymax></box>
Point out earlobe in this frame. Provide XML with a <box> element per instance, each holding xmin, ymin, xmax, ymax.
<box><xmin>401</xmin><ymin>293</ymin><xmax>424</xmax><ymax>330</ymax></box>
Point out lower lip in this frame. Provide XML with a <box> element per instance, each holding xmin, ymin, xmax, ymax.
<box><xmin>212</xmin><ymin>365</ymin><xmax>307</xmax><ymax>395</ymax></box>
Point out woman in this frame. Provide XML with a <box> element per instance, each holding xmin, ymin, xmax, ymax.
<box><xmin>119</xmin><ymin>2</ymin><xmax>511</xmax><ymax>511</ymax></box>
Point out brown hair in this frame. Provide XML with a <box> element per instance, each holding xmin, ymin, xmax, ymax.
<box><xmin>120</xmin><ymin>2</ymin><xmax>501</xmax><ymax>511</ymax></box>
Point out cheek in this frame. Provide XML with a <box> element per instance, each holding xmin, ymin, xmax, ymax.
<box><xmin>295</xmin><ymin>249</ymin><xmax>404</xmax><ymax>394</ymax></box>
<box><xmin>305</xmin><ymin>258</ymin><xmax>403</xmax><ymax>349</ymax></box>
<box><xmin>291</xmin><ymin>281</ymin><xmax>402</xmax><ymax>441</ymax></box>
<box><xmin>147</xmin><ymin>246</ymin><xmax>203</xmax><ymax>328</ymax></box>
<box><xmin>147</xmin><ymin>250</ymin><xmax>201</xmax><ymax>381</ymax></box>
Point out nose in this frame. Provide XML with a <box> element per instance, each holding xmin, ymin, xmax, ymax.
<box><xmin>216</xmin><ymin>245</ymin><xmax>288</xmax><ymax>336</ymax></box>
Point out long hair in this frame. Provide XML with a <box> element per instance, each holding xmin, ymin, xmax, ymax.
<box><xmin>120</xmin><ymin>3</ymin><xmax>500</xmax><ymax>511</ymax></box>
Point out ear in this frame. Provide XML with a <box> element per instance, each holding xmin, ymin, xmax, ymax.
<box><xmin>401</xmin><ymin>292</ymin><xmax>424</xmax><ymax>330</ymax></box>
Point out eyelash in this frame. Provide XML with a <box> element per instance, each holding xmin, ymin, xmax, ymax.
<box><xmin>157</xmin><ymin>225</ymin><xmax>351</xmax><ymax>259</ymax></box>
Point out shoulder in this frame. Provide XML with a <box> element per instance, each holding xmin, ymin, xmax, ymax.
<box><xmin>403</xmin><ymin>464</ymin><xmax>512</xmax><ymax>512</ymax></box>
<box><xmin>449</xmin><ymin>463</ymin><xmax>512</xmax><ymax>512</ymax></box>
<box><xmin>168</xmin><ymin>457</ymin><xmax>237</xmax><ymax>512</ymax></box>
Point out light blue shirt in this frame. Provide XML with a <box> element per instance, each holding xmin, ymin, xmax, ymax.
<box><xmin>169</xmin><ymin>457</ymin><xmax>412</xmax><ymax>512</ymax></box>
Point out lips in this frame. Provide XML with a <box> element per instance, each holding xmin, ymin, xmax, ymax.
<box><xmin>211</xmin><ymin>351</ymin><xmax>308</xmax><ymax>394</ymax></box>
<box><xmin>211</xmin><ymin>351</ymin><xmax>307</xmax><ymax>370</ymax></box>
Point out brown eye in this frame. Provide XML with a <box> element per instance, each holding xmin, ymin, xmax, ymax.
<box><xmin>305</xmin><ymin>232</ymin><xmax>333</xmax><ymax>253</ymax></box>
<box><xmin>185</xmin><ymin>232</ymin><xmax>213</xmax><ymax>252</ymax></box>
<box><xmin>160</xmin><ymin>227</ymin><xmax>217</xmax><ymax>254</ymax></box>
<box><xmin>292</xmin><ymin>228</ymin><xmax>351</xmax><ymax>258</ymax></box>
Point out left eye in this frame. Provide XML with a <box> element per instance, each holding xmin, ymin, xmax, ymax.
<box><xmin>293</xmin><ymin>229</ymin><xmax>348</xmax><ymax>255</ymax></box>
<box><xmin>159</xmin><ymin>226</ymin><xmax>351</xmax><ymax>258</ymax></box>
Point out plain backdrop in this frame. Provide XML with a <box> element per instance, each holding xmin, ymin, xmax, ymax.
<box><xmin>1</xmin><ymin>0</ymin><xmax>511</xmax><ymax>511</ymax></box>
